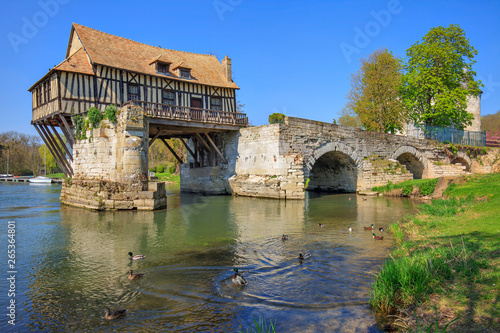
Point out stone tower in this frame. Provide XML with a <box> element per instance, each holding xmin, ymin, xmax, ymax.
<box><xmin>465</xmin><ymin>94</ymin><xmax>481</xmax><ymax>132</ymax></box>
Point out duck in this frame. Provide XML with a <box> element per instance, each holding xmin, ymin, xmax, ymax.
<box><xmin>364</xmin><ymin>224</ymin><xmax>374</xmax><ymax>230</ymax></box>
<box><xmin>373</xmin><ymin>233</ymin><xmax>384</xmax><ymax>240</ymax></box>
<box><xmin>348</xmin><ymin>226</ymin><xmax>352</xmax><ymax>232</ymax></box>
<box><xmin>104</xmin><ymin>308</ymin><xmax>127</xmax><ymax>320</ymax></box>
<box><xmin>282</xmin><ymin>234</ymin><xmax>288</xmax><ymax>241</ymax></box>
<box><xmin>318</xmin><ymin>223</ymin><xmax>324</xmax><ymax>228</ymax></box>
<box><xmin>128</xmin><ymin>270</ymin><xmax>145</xmax><ymax>280</ymax></box>
<box><xmin>379</xmin><ymin>227</ymin><xmax>384</xmax><ymax>232</ymax></box>
<box><xmin>128</xmin><ymin>252</ymin><xmax>145</xmax><ymax>260</ymax></box>
<box><xmin>299</xmin><ymin>252</ymin><xmax>311</xmax><ymax>260</ymax></box>
<box><xmin>232</xmin><ymin>268</ymin><xmax>248</xmax><ymax>285</ymax></box>
<box><xmin>362</xmin><ymin>197</ymin><xmax>368</xmax><ymax>201</ymax></box>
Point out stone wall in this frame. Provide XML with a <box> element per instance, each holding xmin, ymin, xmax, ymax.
<box><xmin>180</xmin><ymin>131</ymin><xmax>239</xmax><ymax>194</ymax></box>
<box><xmin>224</xmin><ymin>117</ymin><xmax>497</xmax><ymax>199</ymax></box>
<box><xmin>61</xmin><ymin>105</ymin><xmax>167</xmax><ymax>210</ymax></box>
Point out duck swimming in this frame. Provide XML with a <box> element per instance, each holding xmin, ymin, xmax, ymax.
<box><xmin>348</xmin><ymin>226</ymin><xmax>352</xmax><ymax>232</ymax></box>
<box><xmin>232</xmin><ymin>268</ymin><xmax>248</xmax><ymax>285</ymax></box>
<box><xmin>373</xmin><ymin>233</ymin><xmax>384</xmax><ymax>240</ymax></box>
<box><xmin>379</xmin><ymin>227</ymin><xmax>384</xmax><ymax>232</ymax></box>
<box><xmin>128</xmin><ymin>270</ymin><xmax>145</xmax><ymax>280</ymax></box>
<box><xmin>104</xmin><ymin>308</ymin><xmax>127</xmax><ymax>320</ymax></box>
<box><xmin>282</xmin><ymin>234</ymin><xmax>288</xmax><ymax>240</ymax></box>
<box><xmin>128</xmin><ymin>252</ymin><xmax>145</xmax><ymax>260</ymax></box>
<box><xmin>364</xmin><ymin>224</ymin><xmax>374</xmax><ymax>230</ymax></box>
<box><xmin>318</xmin><ymin>224</ymin><xmax>324</xmax><ymax>228</ymax></box>
<box><xmin>299</xmin><ymin>252</ymin><xmax>311</xmax><ymax>260</ymax></box>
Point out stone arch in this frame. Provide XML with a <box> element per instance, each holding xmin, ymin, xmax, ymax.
<box><xmin>392</xmin><ymin>146</ymin><xmax>427</xmax><ymax>179</ymax></box>
<box><xmin>304</xmin><ymin>142</ymin><xmax>360</xmax><ymax>193</ymax></box>
<box><xmin>450</xmin><ymin>151</ymin><xmax>471</xmax><ymax>172</ymax></box>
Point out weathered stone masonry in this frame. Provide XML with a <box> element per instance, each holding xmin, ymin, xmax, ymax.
<box><xmin>184</xmin><ymin>116</ymin><xmax>499</xmax><ymax>199</ymax></box>
<box><xmin>60</xmin><ymin>105</ymin><xmax>167</xmax><ymax>210</ymax></box>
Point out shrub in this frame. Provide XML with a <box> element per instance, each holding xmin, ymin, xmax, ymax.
<box><xmin>73</xmin><ymin>115</ymin><xmax>87</xmax><ymax>140</ymax></box>
<box><xmin>418</xmin><ymin>178</ymin><xmax>439</xmax><ymax>196</ymax></box>
<box><xmin>149</xmin><ymin>166</ymin><xmax>156</xmax><ymax>173</ymax></box>
<box><xmin>168</xmin><ymin>165</ymin><xmax>176</xmax><ymax>174</ymax></box>
<box><xmin>268</xmin><ymin>112</ymin><xmax>285</xmax><ymax>124</ymax></box>
<box><xmin>402</xmin><ymin>184</ymin><xmax>414</xmax><ymax>196</ymax></box>
<box><xmin>87</xmin><ymin>107</ymin><xmax>103</xmax><ymax>127</ymax></box>
<box><xmin>105</xmin><ymin>104</ymin><xmax>118</xmax><ymax>123</ymax></box>
<box><xmin>156</xmin><ymin>165</ymin><xmax>165</xmax><ymax>173</ymax></box>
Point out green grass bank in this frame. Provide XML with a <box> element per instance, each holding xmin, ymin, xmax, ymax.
<box><xmin>371</xmin><ymin>173</ymin><xmax>500</xmax><ymax>332</ymax></box>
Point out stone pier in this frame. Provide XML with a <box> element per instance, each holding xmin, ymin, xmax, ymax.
<box><xmin>60</xmin><ymin>105</ymin><xmax>167</xmax><ymax>210</ymax></box>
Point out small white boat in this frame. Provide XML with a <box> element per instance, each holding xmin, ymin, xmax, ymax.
<box><xmin>29</xmin><ymin>176</ymin><xmax>52</xmax><ymax>184</ymax></box>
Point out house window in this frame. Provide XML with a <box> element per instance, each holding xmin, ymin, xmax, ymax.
<box><xmin>180</xmin><ymin>68</ymin><xmax>191</xmax><ymax>79</ymax></box>
<box><xmin>162</xmin><ymin>90</ymin><xmax>175</xmax><ymax>105</ymax></box>
<box><xmin>128</xmin><ymin>84</ymin><xmax>139</xmax><ymax>101</ymax></box>
<box><xmin>211</xmin><ymin>97</ymin><xmax>222</xmax><ymax>111</ymax></box>
<box><xmin>156</xmin><ymin>62</ymin><xmax>169</xmax><ymax>74</ymax></box>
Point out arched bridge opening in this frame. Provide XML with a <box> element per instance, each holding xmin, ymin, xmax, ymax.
<box><xmin>451</xmin><ymin>156</ymin><xmax>471</xmax><ymax>172</ymax></box>
<box><xmin>396</xmin><ymin>152</ymin><xmax>424</xmax><ymax>179</ymax></box>
<box><xmin>307</xmin><ymin>151</ymin><xmax>358</xmax><ymax>193</ymax></box>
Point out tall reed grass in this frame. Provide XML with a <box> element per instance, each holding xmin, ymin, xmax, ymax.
<box><xmin>370</xmin><ymin>239</ymin><xmax>484</xmax><ymax>313</ymax></box>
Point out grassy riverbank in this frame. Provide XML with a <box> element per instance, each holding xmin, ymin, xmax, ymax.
<box><xmin>154</xmin><ymin>172</ymin><xmax>180</xmax><ymax>184</ymax></box>
<box><xmin>46</xmin><ymin>173</ymin><xmax>65</xmax><ymax>178</ymax></box>
<box><xmin>371</xmin><ymin>173</ymin><xmax>500</xmax><ymax>332</ymax></box>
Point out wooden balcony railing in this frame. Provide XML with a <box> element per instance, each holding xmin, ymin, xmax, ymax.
<box><xmin>123</xmin><ymin>100</ymin><xmax>248</xmax><ymax>126</ymax></box>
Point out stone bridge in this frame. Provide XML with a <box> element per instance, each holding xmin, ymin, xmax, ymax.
<box><xmin>182</xmin><ymin>117</ymin><xmax>493</xmax><ymax>199</ymax></box>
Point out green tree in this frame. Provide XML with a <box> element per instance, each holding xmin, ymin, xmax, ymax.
<box><xmin>268</xmin><ymin>113</ymin><xmax>285</xmax><ymax>124</ymax></box>
<box><xmin>401</xmin><ymin>24</ymin><xmax>482</xmax><ymax>129</ymax></box>
<box><xmin>38</xmin><ymin>144</ymin><xmax>57</xmax><ymax>174</ymax></box>
<box><xmin>0</xmin><ymin>131</ymin><xmax>42</xmax><ymax>175</ymax></box>
<box><xmin>337</xmin><ymin>109</ymin><xmax>362</xmax><ymax>128</ymax></box>
<box><xmin>342</xmin><ymin>49</ymin><xmax>407</xmax><ymax>133</ymax></box>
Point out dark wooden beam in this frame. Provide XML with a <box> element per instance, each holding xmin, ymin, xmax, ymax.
<box><xmin>49</xmin><ymin>123</ymin><xmax>73</xmax><ymax>161</ymax></box>
<box><xmin>35</xmin><ymin>124</ymin><xmax>70</xmax><ymax>177</ymax></box>
<box><xmin>149</xmin><ymin>129</ymin><xmax>162</xmax><ymax>146</ymax></box>
<box><xmin>59</xmin><ymin>114</ymin><xmax>75</xmax><ymax>144</ymax></box>
<box><xmin>179</xmin><ymin>138</ymin><xmax>198</xmax><ymax>164</ymax></box>
<box><xmin>34</xmin><ymin>124</ymin><xmax>66</xmax><ymax>176</ymax></box>
<box><xmin>204</xmin><ymin>133</ymin><xmax>227</xmax><ymax>164</ymax></box>
<box><xmin>56</xmin><ymin>117</ymin><xmax>73</xmax><ymax>147</ymax></box>
<box><xmin>40</xmin><ymin>124</ymin><xmax>73</xmax><ymax>176</ymax></box>
<box><xmin>160</xmin><ymin>138</ymin><xmax>183</xmax><ymax>164</ymax></box>
<box><xmin>194</xmin><ymin>133</ymin><xmax>211</xmax><ymax>152</ymax></box>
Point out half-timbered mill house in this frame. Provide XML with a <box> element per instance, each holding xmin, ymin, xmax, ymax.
<box><xmin>29</xmin><ymin>23</ymin><xmax>247</xmax><ymax>210</ymax></box>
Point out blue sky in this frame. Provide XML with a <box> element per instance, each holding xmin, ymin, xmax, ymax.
<box><xmin>1</xmin><ymin>0</ymin><xmax>499</xmax><ymax>135</ymax></box>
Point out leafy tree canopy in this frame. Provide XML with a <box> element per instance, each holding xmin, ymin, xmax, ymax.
<box><xmin>401</xmin><ymin>24</ymin><xmax>482</xmax><ymax>129</ymax></box>
<box><xmin>342</xmin><ymin>48</ymin><xmax>407</xmax><ymax>133</ymax></box>
<box><xmin>268</xmin><ymin>113</ymin><xmax>285</xmax><ymax>124</ymax></box>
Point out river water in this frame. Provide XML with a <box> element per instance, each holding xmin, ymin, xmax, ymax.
<box><xmin>0</xmin><ymin>182</ymin><xmax>415</xmax><ymax>332</ymax></box>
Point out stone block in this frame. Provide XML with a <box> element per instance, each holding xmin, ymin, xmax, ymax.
<box><xmin>115</xmin><ymin>200</ymin><xmax>134</xmax><ymax>210</ymax></box>
<box><xmin>134</xmin><ymin>199</ymin><xmax>145</xmax><ymax>208</ymax></box>
<box><xmin>139</xmin><ymin>191</ymin><xmax>154</xmax><ymax>199</ymax></box>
